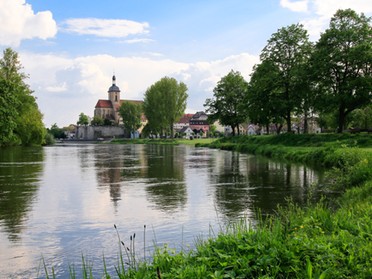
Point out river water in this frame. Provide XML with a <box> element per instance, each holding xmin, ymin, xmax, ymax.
<box><xmin>0</xmin><ymin>144</ymin><xmax>323</xmax><ymax>278</ymax></box>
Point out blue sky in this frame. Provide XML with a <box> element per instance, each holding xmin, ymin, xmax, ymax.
<box><xmin>1</xmin><ymin>0</ymin><xmax>371</xmax><ymax>127</ymax></box>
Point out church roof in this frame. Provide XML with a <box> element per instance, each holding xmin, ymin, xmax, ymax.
<box><xmin>95</xmin><ymin>99</ymin><xmax>113</xmax><ymax>108</ymax></box>
<box><xmin>108</xmin><ymin>84</ymin><xmax>120</xmax><ymax>92</ymax></box>
<box><xmin>108</xmin><ymin>75</ymin><xmax>120</xmax><ymax>92</ymax></box>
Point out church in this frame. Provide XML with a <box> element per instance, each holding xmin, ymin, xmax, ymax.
<box><xmin>94</xmin><ymin>75</ymin><xmax>143</xmax><ymax>125</ymax></box>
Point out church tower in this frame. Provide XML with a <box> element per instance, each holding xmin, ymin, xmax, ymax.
<box><xmin>108</xmin><ymin>75</ymin><xmax>121</xmax><ymax>104</ymax></box>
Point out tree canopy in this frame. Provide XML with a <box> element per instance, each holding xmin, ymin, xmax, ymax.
<box><xmin>259</xmin><ymin>23</ymin><xmax>313</xmax><ymax>132</ymax></box>
<box><xmin>119</xmin><ymin>101</ymin><xmax>142</xmax><ymax>137</ymax></box>
<box><xmin>143</xmin><ymin>77</ymin><xmax>188</xmax><ymax>138</ymax></box>
<box><xmin>77</xmin><ymin>112</ymin><xmax>89</xmax><ymax>126</ymax></box>
<box><xmin>204</xmin><ymin>70</ymin><xmax>248</xmax><ymax>136</ymax></box>
<box><xmin>0</xmin><ymin>48</ymin><xmax>45</xmax><ymax>146</ymax></box>
<box><xmin>311</xmin><ymin>9</ymin><xmax>372</xmax><ymax>133</ymax></box>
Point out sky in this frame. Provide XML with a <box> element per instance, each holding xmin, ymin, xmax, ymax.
<box><xmin>0</xmin><ymin>0</ymin><xmax>371</xmax><ymax>127</ymax></box>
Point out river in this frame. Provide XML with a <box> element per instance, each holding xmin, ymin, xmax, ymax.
<box><xmin>0</xmin><ymin>143</ymin><xmax>323</xmax><ymax>278</ymax></box>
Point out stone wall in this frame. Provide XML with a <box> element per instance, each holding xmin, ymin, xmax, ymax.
<box><xmin>75</xmin><ymin>126</ymin><xmax>125</xmax><ymax>140</ymax></box>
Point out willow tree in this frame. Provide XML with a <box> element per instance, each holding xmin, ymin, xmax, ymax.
<box><xmin>0</xmin><ymin>48</ymin><xmax>45</xmax><ymax>146</ymax></box>
<box><xmin>311</xmin><ymin>9</ymin><xmax>372</xmax><ymax>133</ymax></box>
<box><xmin>143</xmin><ymin>77</ymin><xmax>188</xmax><ymax>138</ymax></box>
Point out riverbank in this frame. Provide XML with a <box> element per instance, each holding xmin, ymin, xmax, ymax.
<box><xmin>110</xmin><ymin>137</ymin><xmax>216</xmax><ymax>146</ymax></box>
<box><xmin>116</xmin><ymin>134</ymin><xmax>371</xmax><ymax>278</ymax></box>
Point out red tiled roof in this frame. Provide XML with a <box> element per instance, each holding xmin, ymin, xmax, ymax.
<box><xmin>177</xmin><ymin>113</ymin><xmax>194</xmax><ymax>124</ymax></box>
<box><xmin>95</xmin><ymin>100</ymin><xmax>112</xmax><ymax>108</ymax></box>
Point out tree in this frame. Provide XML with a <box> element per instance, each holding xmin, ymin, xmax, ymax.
<box><xmin>260</xmin><ymin>23</ymin><xmax>313</xmax><ymax>132</ymax></box>
<box><xmin>348</xmin><ymin>104</ymin><xmax>372</xmax><ymax>130</ymax></box>
<box><xmin>48</xmin><ymin>123</ymin><xmax>66</xmax><ymax>139</ymax></box>
<box><xmin>77</xmin><ymin>112</ymin><xmax>89</xmax><ymax>126</ymax></box>
<box><xmin>312</xmin><ymin>9</ymin><xmax>372</xmax><ymax>133</ymax></box>
<box><xmin>143</xmin><ymin>77</ymin><xmax>188</xmax><ymax>138</ymax></box>
<box><xmin>0</xmin><ymin>48</ymin><xmax>45</xmax><ymax>146</ymax></box>
<box><xmin>119</xmin><ymin>101</ymin><xmax>142</xmax><ymax>137</ymax></box>
<box><xmin>247</xmin><ymin>60</ymin><xmax>285</xmax><ymax>134</ymax></box>
<box><xmin>91</xmin><ymin>115</ymin><xmax>104</xmax><ymax>126</ymax></box>
<box><xmin>204</xmin><ymin>70</ymin><xmax>248</xmax><ymax>136</ymax></box>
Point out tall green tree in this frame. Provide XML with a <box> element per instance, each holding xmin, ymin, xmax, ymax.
<box><xmin>77</xmin><ymin>112</ymin><xmax>89</xmax><ymax>126</ymax></box>
<box><xmin>204</xmin><ymin>70</ymin><xmax>248</xmax><ymax>136</ymax></box>
<box><xmin>311</xmin><ymin>9</ymin><xmax>372</xmax><ymax>133</ymax></box>
<box><xmin>247</xmin><ymin>61</ymin><xmax>285</xmax><ymax>134</ymax></box>
<box><xmin>0</xmin><ymin>48</ymin><xmax>45</xmax><ymax>146</ymax></box>
<box><xmin>119</xmin><ymin>101</ymin><xmax>142</xmax><ymax>137</ymax></box>
<box><xmin>143</xmin><ymin>77</ymin><xmax>188</xmax><ymax>138</ymax></box>
<box><xmin>260</xmin><ymin>23</ymin><xmax>313</xmax><ymax>132</ymax></box>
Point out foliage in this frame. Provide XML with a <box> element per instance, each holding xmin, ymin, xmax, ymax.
<box><xmin>77</xmin><ymin>112</ymin><xmax>89</xmax><ymax>126</ymax></box>
<box><xmin>143</xmin><ymin>77</ymin><xmax>188</xmax><ymax>138</ymax></box>
<box><xmin>0</xmin><ymin>48</ymin><xmax>45</xmax><ymax>146</ymax></box>
<box><xmin>247</xmin><ymin>60</ymin><xmax>285</xmax><ymax>134</ymax></box>
<box><xmin>91</xmin><ymin>115</ymin><xmax>104</xmax><ymax>126</ymax></box>
<box><xmin>348</xmin><ymin>104</ymin><xmax>372</xmax><ymax>130</ymax></box>
<box><xmin>252</xmin><ymin>23</ymin><xmax>313</xmax><ymax>133</ymax></box>
<box><xmin>48</xmin><ymin>123</ymin><xmax>66</xmax><ymax>139</ymax></box>
<box><xmin>204</xmin><ymin>70</ymin><xmax>248</xmax><ymax>136</ymax></box>
<box><xmin>119</xmin><ymin>101</ymin><xmax>142</xmax><ymax>136</ymax></box>
<box><xmin>311</xmin><ymin>9</ymin><xmax>372</xmax><ymax>133</ymax></box>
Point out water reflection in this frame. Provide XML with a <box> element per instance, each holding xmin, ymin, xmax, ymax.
<box><xmin>0</xmin><ymin>144</ymin><xmax>325</xmax><ymax>278</ymax></box>
<box><xmin>0</xmin><ymin>147</ymin><xmax>44</xmax><ymax>241</ymax></box>
<box><xmin>209</xmin><ymin>151</ymin><xmax>252</xmax><ymax>219</ymax></box>
<box><xmin>93</xmin><ymin>145</ymin><xmax>187</xmax><ymax>212</ymax></box>
<box><xmin>144</xmin><ymin>145</ymin><xmax>186</xmax><ymax>212</ymax></box>
<box><xmin>208</xmin><ymin>151</ymin><xmax>320</xmax><ymax>218</ymax></box>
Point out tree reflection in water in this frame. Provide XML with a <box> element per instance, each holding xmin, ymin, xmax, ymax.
<box><xmin>0</xmin><ymin>147</ymin><xmax>44</xmax><ymax>242</ymax></box>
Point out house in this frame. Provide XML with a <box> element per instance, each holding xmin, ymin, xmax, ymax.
<box><xmin>179</xmin><ymin>126</ymin><xmax>194</xmax><ymax>139</ymax></box>
<box><xmin>174</xmin><ymin>114</ymin><xmax>194</xmax><ymax>131</ymax></box>
<box><xmin>189</xmin><ymin>111</ymin><xmax>209</xmax><ymax>137</ymax></box>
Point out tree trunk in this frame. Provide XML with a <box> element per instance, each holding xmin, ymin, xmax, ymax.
<box><xmin>275</xmin><ymin>124</ymin><xmax>283</xmax><ymax>134</ymax></box>
<box><xmin>303</xmin><ymin>111</ymin><xmax>308</xmax><ymax>134</ymax></box>
<box><xmin>286</xmin><ymin>110</ymin><xmax>291</xmax><ymax>133</ymax></box>
<box><xmin>170</xmin><ymin>124</ymin><xmax>174</xmax><ymax>138</ymax></box>
<box><xmin>337</xmin><ymin>107</ymin><xmax>346</xmax><ymax>133</ymax></box>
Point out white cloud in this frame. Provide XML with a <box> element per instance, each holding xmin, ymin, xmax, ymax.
<box><xmin>124</xmin><ymin>38</ymin><xmax>154</xmax><ymax>44</ymax></box>
<box><xmin>280</xmin><ymin>0</ymin><xmax>309</xmax><ymax>12</ymax></box>
<box><xmin>62</xmin><ymin>18</ymin><xmax>150</xmax><ymax>38</ymax></box>
<box><xmin>20</xmin><ymin>52</ymin><xmax>259</xmax><ymax>127</ymax></box>
<box><xmin>312</xmin><ymin>0</ymin><xmax>372</xmax><ymax>17</ymax></box>
<box><xmin>46</xmin><ymin>82</ymin><xmax>68</xmax><ymax>93</ymax></box>
<box><xmin>0</xmin><ymin>0</ymin><xmax>57</xmax><ymax>47</ymax></box>
<box><xmin>282</xmin><ymin>0</ymin><xmax>372</xmax><ymax>40</ymax></box>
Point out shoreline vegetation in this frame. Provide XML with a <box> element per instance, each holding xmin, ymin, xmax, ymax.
<box><xmin>44</xmin><ymin>134</ymin><xmax>371</xmax><ymax>278</ymax></box>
